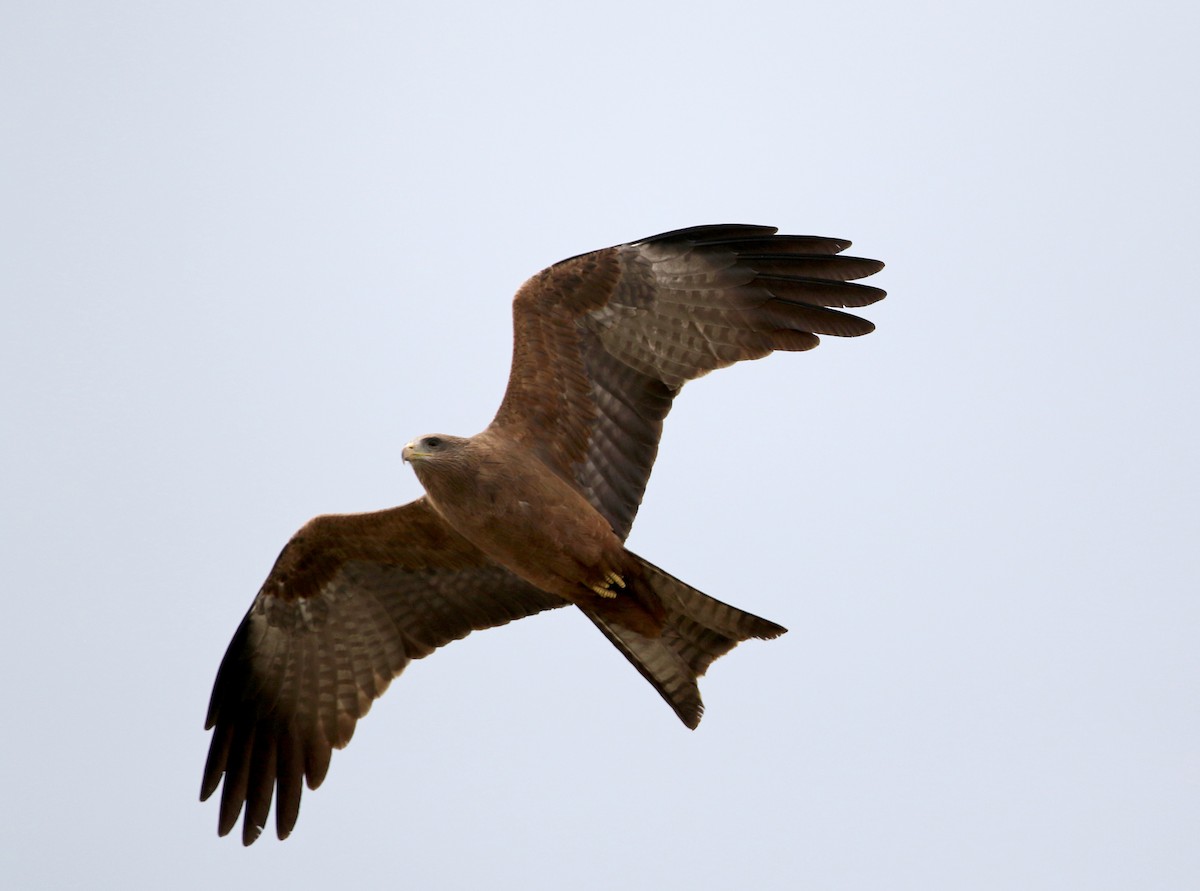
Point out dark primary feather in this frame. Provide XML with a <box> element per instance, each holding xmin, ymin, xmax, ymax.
<box><xmin>490</xmin><ymin>224</ymin><xmax>885</xmax><ymax>538</ymax></box>
<box><xmin>201</xmin><ymin>499</ymin><xmax>564</xmax><ymax>844</ymax></box>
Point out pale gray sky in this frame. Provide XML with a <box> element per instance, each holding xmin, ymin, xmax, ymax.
<box><xmin>3</xmin><ymin>2</ymin><xmax>1197</xmax><ymax>888</ymax></box>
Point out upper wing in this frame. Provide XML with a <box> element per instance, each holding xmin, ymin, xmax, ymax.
<box><xmin>488</xmin><ymin>224</ymin><xmax>886</xmax><ymax>539</ymax></box>
<box><xmin>201</xmin><ymin>498</ymin><xmax>564</xmax><ymax>844</ymax></box>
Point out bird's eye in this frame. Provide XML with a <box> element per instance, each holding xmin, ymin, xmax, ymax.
<box><xmin>425</xmin><ymin>437</ymin><xmax>442</xmax><ymax>448</ymax></box>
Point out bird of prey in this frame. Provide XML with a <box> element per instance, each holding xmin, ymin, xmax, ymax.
<box><xmin>201</xmin><ymin>223</ymin><xmax>885</xmax><ymax>844</ymax></box>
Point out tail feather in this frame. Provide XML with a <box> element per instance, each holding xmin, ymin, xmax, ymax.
<box><xmin>585</xmin><ymin>554</ymin><xmax>785</xmax><ymax>729</ymax></box>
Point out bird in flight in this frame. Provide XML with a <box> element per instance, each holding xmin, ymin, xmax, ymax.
<box><xmin>201</xmin><ymin>224</ymin><xmax>885</xmax><ymax>844</ymax></box>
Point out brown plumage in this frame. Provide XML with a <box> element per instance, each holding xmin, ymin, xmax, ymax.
<box><xmin>202</xmin><ymin>224</ymin><xmax>886</xmax><ymax>844</ymax></box>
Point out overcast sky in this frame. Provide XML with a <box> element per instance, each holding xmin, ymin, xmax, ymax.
<box><xmin>3</xmin><ymin>2</ymin><xmax>1197</xmax><ymax>889</ymax></box>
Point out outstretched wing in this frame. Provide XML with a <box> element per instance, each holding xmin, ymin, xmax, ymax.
<box><xmin>488</xmin><ymin>224</ymin><xmax>886</xmax><ymax>539</ymax></box>
<box><xmin>201</xmin><ymin>498</ymin><xmax>564</xmax><ymax>844</ymax></box>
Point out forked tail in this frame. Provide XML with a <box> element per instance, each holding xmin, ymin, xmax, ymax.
<box><xmin>584</xmin><ymin>554</ymin><xmax>786</xmax><ymax>729</ymax></box>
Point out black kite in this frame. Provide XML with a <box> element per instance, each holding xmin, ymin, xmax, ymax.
<box><xmin>201</xmin><ymin>224</ymin><xmax>885</xmax><ymax>843</ymax></box>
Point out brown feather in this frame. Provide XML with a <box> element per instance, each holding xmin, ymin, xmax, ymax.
<box><xmin>585</xmin><ymin>555</ymin><xmax>787</xmax><ymax>729</ymax></box>
<box><xmin>201</xmin><ymin>499</ymin><xmax>565</xmax><ymax>843</ymax></box>
<box><xmin>490</xmin><ymin>224</ymin><xmax>885</xmax><ymax>538</ymax></box>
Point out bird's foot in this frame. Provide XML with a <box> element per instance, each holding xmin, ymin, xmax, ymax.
<box><xmin>590</xmin><ymin>572</ymin><xmax>626</xmax><ymax>598</ymax></box>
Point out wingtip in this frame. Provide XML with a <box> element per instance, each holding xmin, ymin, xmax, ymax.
<box><xmin>242</xmin><ymin>821</ymin><xmax>265</xmax><ymax>846</ymax></box>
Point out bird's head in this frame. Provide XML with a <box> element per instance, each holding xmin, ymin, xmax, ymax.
<box><xmin>402</xmin><ymin>434</ymin><xmax>476</xmax><ymax>493</ymax></box>
<box><xmin>402</xmin><ymin>434</ymin><xmax>468</xmax><ymax>465</ymax></box>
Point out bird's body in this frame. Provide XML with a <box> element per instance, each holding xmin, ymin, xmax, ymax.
<box><xmin>405</xmin><ymin>432</ymin><xmax>651</xmax><ymax>626</ymax></box>
<box><xmin>202</xmin><ymin>224</ymin><xmax>886</xmax><ymax>844</ymax></box>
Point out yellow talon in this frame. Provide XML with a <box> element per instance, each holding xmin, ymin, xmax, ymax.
<box><xmin>589</xmin><ymin>571</ymin><xmax>626</xmax><ymax>598</ymax></box>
